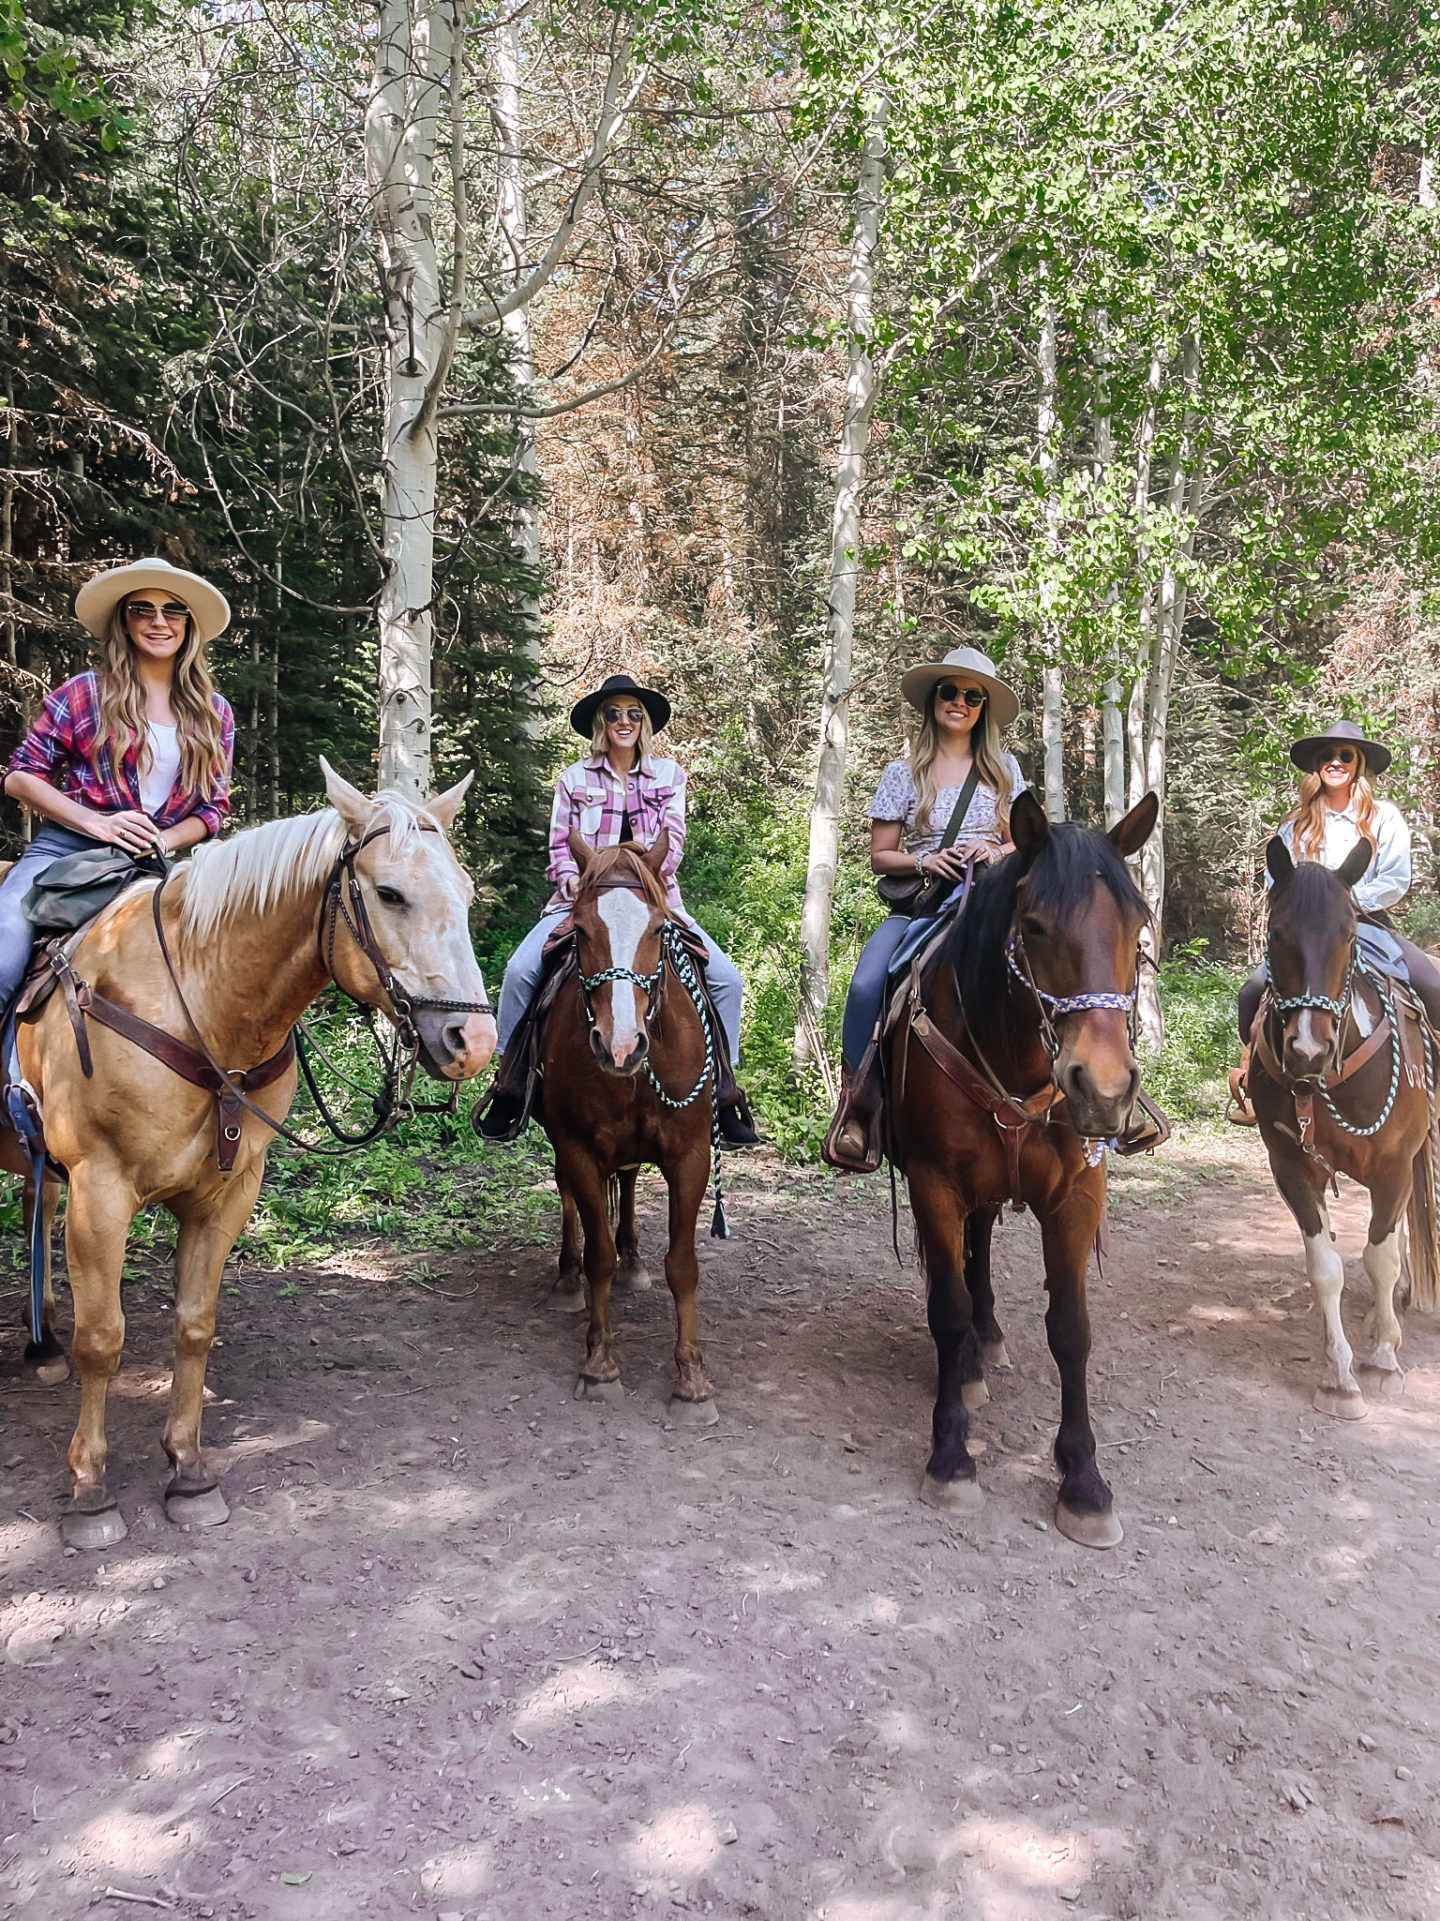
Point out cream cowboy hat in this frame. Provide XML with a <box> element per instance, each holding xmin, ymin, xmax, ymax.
<box><xmin>74</xmin><ymin>558</ymin><xmax>231</xmax><ymax>645</ymax></box>
<box><xmin>899</xmin><ymin>645</ymin><xmax>1019</xmax><ymax>729</ymax></box>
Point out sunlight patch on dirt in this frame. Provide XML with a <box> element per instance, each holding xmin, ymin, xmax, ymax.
<box><xmin>514</xmin><ymin>1656</ymin><xmax>635</xmax><ymax>1733</ymax></box>
<box><xmin>624</xmin><ymin>1801</ymin><xmax>727</xmax><ymax>1890</ymax></box>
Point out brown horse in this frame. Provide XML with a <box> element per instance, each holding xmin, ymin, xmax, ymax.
<box><xmin>4</xmin><ymin>761</ymin><xmax>496</xmax><ymax>1547</ymax></box>
<box><xmin>888</xmin><ymin>790</ymin><xmax>1158</xmax><ymax>1548</ymax></box>
<box><xmin>538</xmin><ymin>833</ymin><xmax>720</xmax><ymax>1421</ymax></box>
<box><xmin>1249</xmin><ymin>837</ymin><xmax>1440</xmax><ymax>1418</ymax></box>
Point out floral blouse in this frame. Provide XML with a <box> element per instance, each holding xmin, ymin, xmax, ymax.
<box><xmin>867</xmin><ymin>753</ymin><xmax>1027</xmax><ymax>859</ymax></box>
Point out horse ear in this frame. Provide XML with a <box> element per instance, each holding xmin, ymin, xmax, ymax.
<box><xmin>568</xmin><ymin>827</ymin><xmax>594</xmax><ymax>875</ymax></box>
<box><xmin>426</xmin><ymin>770</ymin><xmax>474</xmax><ymax>832</ymax></box>
<box><xmin>643</xmin><ymin>827</ymin><xmax>670</xmax><ymax>877</ymax></box>
<box><xmin>1009</xmin><ymin>790</ymin><xmax>1050</xmax><ymax>861</ymax></box>
<box><xmin>1337</xmin><ymin>836</ymin><xmax>1375</xmax><ymax>891</ymax></box>
<box><xmin>321</xmin><ymin>755</ymin><xmax>376</xmax><ymax>837</ymax></box>
<box><xmin>1266</xmin><ymin>836</ymin><xmax>1294</xmax><ymax>886</ymax></box>
<box><xmin>1108</xmin><ymin>791</ymin><xmax>1159</xmax><ymax>857</ymax></box>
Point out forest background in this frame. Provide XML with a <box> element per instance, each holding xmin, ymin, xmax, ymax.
<box><xmin>3</xmin><ymin>0</ymin><xmax>1440</xmax><ymax>1162</ymax></box>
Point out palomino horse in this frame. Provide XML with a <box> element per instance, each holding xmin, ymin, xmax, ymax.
<box><xmin>889</xmin><ymin>790</ymin><xmax>1158</xmax><ymax>1548</ymax></box>
<box><xmin>539</xmin><ymin>832</ymin><xmax>721</xmax><ymax>1421</ymax></box>
<box><xmin>1249</xmin><ymin>838</ymin><xmax>1439</xmax><ymax>1418</ymax></box>
<box><xmin>4</xmin><ymin>760</ymin><xmax>496</xmax><ymax>1547</ymax></box>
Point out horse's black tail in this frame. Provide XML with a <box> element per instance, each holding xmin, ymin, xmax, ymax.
<box><xmin>1405</xmin><ymin>1118</ymin><xmax>1440</xmax><ymax>1314</ymax></box>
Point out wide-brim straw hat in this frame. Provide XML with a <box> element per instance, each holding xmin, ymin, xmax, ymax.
<box><xmin>75</xmin><ymin>558</ymin><xmax>231</xmax><ymax>645</ymax></box>
<box><xmin>1289</xmin><ymin>717</ymin><xmax>1390</xmax><ymax>778</ymax></box>
<box><xmin>899</xmin><ymin>645</ymin><xmax>1019</xmax><ymax>729</ymax></box>
<box><xmin>570</xmin><ymin>672</ymin><xmax>671</xmax><ymax>738</ymax></box>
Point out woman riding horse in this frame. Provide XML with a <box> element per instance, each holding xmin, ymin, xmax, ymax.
<box><xmin>481</xmin><ymin>672</ymin><xmax>757</xmax><ymax>1144</ymax></box>
<box><xmin>825</xmin><ymin>646</ymin><xmax>1026</xmax><ymax>1171</ymax></box>
<box><xmin>0</xmin><ymin>557</ymin><xmax>235</xmax><ymax>1007</ymax></box>
<box><xmin>1230</xmin><ymin>719</ymin><xmax>1440</xmax><ymax>1122</ymax></box>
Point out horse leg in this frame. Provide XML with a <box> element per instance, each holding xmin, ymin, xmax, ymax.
<box><xmin>912</xmin><ymin>1168</ymin><xmax>983</xmax><ymax>1513</ymax></box>
<box><xmin>664</xmin><ymin>1144</ymin><xmax>715</xmax><ymax>1424</ymax></box>
<box><xmin>22</xmin><ymin>1175</ymin><xmax>67</xmax><ymax>1385</ymax></box>
<box><xmin>551</xmin><ymin>1184</ymin><xmax>586</xmax><ymax>1313</ymax></box>
<box><xmin>1268</xmin><ymin>1144</ymin><xmax>1365</xmax><ymax>1418</ymax></box>
<box><xmin>1040</xmin><ymin>1190</ymin><xmax>1122</xmax><ymax>1549</ymax></box>
<box><xmin>1357</xmin><ymin>1176</ymin><xmax>1409</xmax><ymax>1398</ymax></box>
<box><xmin>965</xmin><ymin>1205</ymin><xmax>1010</xmax><ymax>1374</ymax></box>
<box><xmin>163</xmin><ymin>1171</ymin><xmax>264</xmax><ymax>1527</ymax></box>
<box><xmin>614</xmin><ymin>1165</ymin><xmax>651</xmax><ymax>1291</ymax></box>
<box><xmin>563</xmin><ymin>1152</ymin><xmax>623</xmax><ymax>1401</ymax></box>
<box><xmin>61</xmin><ymin>1166</ymin><xmax>136</xmax><ymax>1549</ymax></box>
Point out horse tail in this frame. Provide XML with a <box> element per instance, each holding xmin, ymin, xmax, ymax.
<box><xmin>1405</xmin><ymin>1116</ymin><xmax>1440</xmax><ymax>1314</ymax></box>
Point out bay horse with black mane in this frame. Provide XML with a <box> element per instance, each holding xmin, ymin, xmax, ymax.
<box><xmin>889</xmin><ymin>789</ymin><xmax>1158</xmax><ymax>1548</ymax></box>
<box><xmin>539</xmin><ymin>831</ymin><xmax>723</xmax><ymax>1422</ymax></box>
<box><xmin>1248</xmin><ymin>837</ymin><xmax>1440</xmax><ymax>1418</ymax></box>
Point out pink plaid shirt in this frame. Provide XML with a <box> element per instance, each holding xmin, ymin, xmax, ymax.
<box><xmin>7</xmin><ymin>670</ymin><xmax>235</xmax><ymax>838</ymax></box>
<box><xmin>547</xmin><ymin>753</ymin><xmax>688</xmax><ymax>912</ymax></box>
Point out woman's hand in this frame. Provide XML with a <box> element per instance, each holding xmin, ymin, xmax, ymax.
<box><xmin>955</xmin><ymin>836</ymin><xmax>1003</xmax><ymax>866</ymax></box>
<box><xmin>90</xmin><ymin>809</ymin><xmax>160</xmax><ymax>856</ymax></box>
<box><xmin>919</xmin><ymin>847</ymin><xmax>970</xmax><ymax>881</ymax></box>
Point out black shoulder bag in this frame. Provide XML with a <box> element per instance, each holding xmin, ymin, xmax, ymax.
<box><xmin>875</xmin><ymin>763</ymin><xmax>982</xmax><ymax>919</ymax></box>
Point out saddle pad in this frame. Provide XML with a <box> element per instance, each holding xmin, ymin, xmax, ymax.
<box><xmin>1357</xmin><ymin>922</ymin><xmax>1406</xmax><ymax>982</ymax></box>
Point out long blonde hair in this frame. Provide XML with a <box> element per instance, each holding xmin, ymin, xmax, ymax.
<box><xmin>1281</xmin><ymin>760</ymin><xmax>1379</xmax><ymax>864</ymax></box>
<box><xmin>93</xmin><ymin>602</ymin><xmax>228</xmax><ymax>797</ymax></box>
<box><xmin>910</xmin><ymin>692</ymin><xmax>1015</xmax><ymax>836</ymax></box>
<box><xmin>589</xmin><ymin>703</ymin><xmax>655</xmax><ymax>760</ymax></box>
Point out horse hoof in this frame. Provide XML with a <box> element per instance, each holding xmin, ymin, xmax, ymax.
<box><xmin>1055</xmin><ymin>1500</ymin><xmax>1123</xmax><ymax>1549</ymax></box>
<box><xmin>616</xmin><ymin>1261</ymin><xmax>652</xmax><ymax>1292</ymax></box>
<box><xmin>961</xmin><ymin>1377</ymin><xmax>989</xmax><ymax>1411</ymax></box>
<box><xmin>981</xmin><ymin>1339</ymin><xmax>1012</xmax><ymax>1370</ymax></box>
<box><xmin>919</xmin><ymin>1472</ymin><xmax>983</xmax><ymax>1513</ymax></box>
<box><xmin>550</xmin><ymin>1284</ymin><xmax>586</xmax><ymax>1315</ymax></box>
<box><xmin>61</xmin><ymin>1505</ymin><xmax>128</xmax><ymax>1551</ymax></box>
<box><xmin>668</xmin><ymin>1395</ymin><xmax>718</xmax><ymax>1427</ymax></box>
<box><xmin>1360</xmin><ymin>1364</ymin><xmax>1406</xmax><ymax>1400</ymax></box>
<box><xmin>575</xmin><ymin>1376</ymin><xmax>623</xmax><ymax>1404</ymax></box>
<box><xmin>165</xmin><ymin>1486</ymin><xmax>230</xmax><ymax>1529</ymax></box>
<box><xmin>1312</xmin><ymin>1385</ymin><xmax>1368</xmax><ymax>1421</ymax></box>
<box><xmin>35</xmin><ymin>1358</ymin><xmax>69</xmax><ymax>1387</ymax></box>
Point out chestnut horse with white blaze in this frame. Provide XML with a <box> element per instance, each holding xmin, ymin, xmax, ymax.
<box><xmin>889</xmin><ymin>791</ymin><xmax>1158</xmax><ymax>1548</ymax></box>
<box><xmin>539</xmin><ymin>831</ymin><xmax>721</xmax><ymax>1421</ymax></box>
<box><xmin>4</xmin><ymin>761</ymin><xmax>495</xmax><ymax>1548</ymax></box>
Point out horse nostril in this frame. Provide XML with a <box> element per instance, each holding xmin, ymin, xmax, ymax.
<box><xmin>633</xmin><ymin>1032</ymin><xmax>649</xmax><ymax>1060</ymax></box>
<box><xmin>441</xmin><ymin>1018</ymin><xmax>466</xmax><ymax>1059</ymax></box>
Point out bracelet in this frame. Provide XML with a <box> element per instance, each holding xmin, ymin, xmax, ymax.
<box><xmin>913</xmin><ymin>850</ymin><xmax>926</xmax><ymax>878</ymax></box>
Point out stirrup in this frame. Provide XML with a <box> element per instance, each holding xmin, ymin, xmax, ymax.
<box><xmin>1111</xmin><ymin>1087</ymin><xmax>1172</xmax><ymax>1156</ymax></box>
<box><xmin>1225</xmin><ymin>1066</ymin><xmax>1258</xmax><ymax>1127</ymax></box>
<box><xmin>822</xmin><ymin>1086</ymin><xmax>884</xmax><ymax>1174</ymax></box>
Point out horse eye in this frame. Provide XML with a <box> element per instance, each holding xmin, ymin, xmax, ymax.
<box><xmin>1021</xmin><ymin>915</ymin><xmax>1046</xmax><ymax>940</ymax></box>
<box><xmin>376</xmin><ymin>885</ymin><xmax>406</xmax><ymax>909</ymax></box>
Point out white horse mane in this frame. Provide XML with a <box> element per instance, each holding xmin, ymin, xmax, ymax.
<box><xmin>179</xmin><ymin>792</ymin><xmax>442</xmax><ymax>945</ymax></box>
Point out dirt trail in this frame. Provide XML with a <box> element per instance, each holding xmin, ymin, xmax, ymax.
<box><xmin>2</xmin><ymin>1135</ymin><xmax>1440</xmax><ymax>1921</ymax></box>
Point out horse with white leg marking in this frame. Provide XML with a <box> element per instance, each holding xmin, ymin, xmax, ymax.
<box><xmin>1249</xmin><ymin>836</ymin><xmax>1439</xmax><ymax>1418</ymax></box>
<box><xmin>3</xmin><ymin>760</ymin><xmax>496</xmax><ymax>1547</ymax></box>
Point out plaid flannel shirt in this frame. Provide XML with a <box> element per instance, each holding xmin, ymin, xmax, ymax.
<box><xmin>7</xmin><ymin>670</ymin><xmax>235</xmax><ymax>838</ymax></box>
<box><xmin>547</xmin><ymin>753</ymin><xmax>688</xmax><ymax>912</ymax></box>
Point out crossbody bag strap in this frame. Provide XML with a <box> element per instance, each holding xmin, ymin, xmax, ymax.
<box><xmin>935</xmin><ymin>763</ymin><xmax>982</xmax><ymax>856</ymax></box>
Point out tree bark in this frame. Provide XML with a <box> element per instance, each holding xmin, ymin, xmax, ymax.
<box><xmin>1093</xmin><ymin>314</ymin><xmax>1125</xmax><ymax>826</ymax></box>
<box><xmin>795</xmin><ymin>92</ymin><xmax>887</xmax><ymax>1068</ymax></box>
<box><xmin>1037</xmin><ymin>280</ymin><xmax>1065</xmax><ymax>821</ymax></box>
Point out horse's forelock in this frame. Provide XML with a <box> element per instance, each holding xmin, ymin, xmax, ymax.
<box><xmin>577</xmin><ymin>843</ymin><xmax>668</xmax><ymax>915</ymax></box>
<box><xmin>1024</xmin><ymin>821</ymin><xmax>1150</xmax><ymax>927</ymax></box>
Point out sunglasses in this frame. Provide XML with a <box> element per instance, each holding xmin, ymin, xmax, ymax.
<box><xmin>1319</xmin><ymin>747</ymin><xmax>1359</xmax><ymax>767</ymax></box>
<box><xmin>124</xmin><ymin>600</ymin><xmax>190</xmax><ymax>625</ymax></box>
<box><xmin>602</xmin><ymin>705</ymin><xmax>646</xmax><ymax>724</ymax></box>
<box><xmin>936</xmin><ymin>682</ymin><xmax>986</xmax><ymax>707</ymax></box>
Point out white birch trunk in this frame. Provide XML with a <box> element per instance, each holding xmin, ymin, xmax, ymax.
<box><xmin>795</xmin><ymin>92</ymin><xmax>887</xmax><ymax>1067</ymax></box>
<box><xmin>1093</xmin><ymin>315</ymin><xmax>1125</xmax><ymax>826</ymax></box>
<box><xmin>493</xmin><ymin>18</ymin><xmax>543</xmax><ymax>686</ymax></box>
<box><xmin>1037</xmin><ymin>284</ymin><xmax>1065</xmax><ymax>820</ymax></box>
<box><xmin>1127</xmin><ymin>345</ymin><xmax>1165</xmax><ymax>1043</ymax></box>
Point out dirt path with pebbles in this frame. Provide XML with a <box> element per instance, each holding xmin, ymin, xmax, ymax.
<box><xmin>2</xmin><ymin>1131</ymin><xmax>1440</xmax><ymax>1921</ymax></box>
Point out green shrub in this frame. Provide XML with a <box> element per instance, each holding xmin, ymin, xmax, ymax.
<box><xmin>1147</xmin><ymin>941</ymin><xmax>1245</xmax><ymax>1121</ymax></box>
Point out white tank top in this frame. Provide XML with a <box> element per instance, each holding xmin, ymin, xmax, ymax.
<box><xmin>139</xmin><ymin>722</ymin><xmax>181</xmax><ymax>817</ymax></box>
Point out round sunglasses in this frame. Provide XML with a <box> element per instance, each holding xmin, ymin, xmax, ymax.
<box><xmin>935</xmin><ymin>681</ymin><xmax>986</xmax><ymax>707</ymax></box>
<box><xmin>1318</xmin><ymin>747</ymin><xmax>1359</xmax><ymax>767</ymax></box>
<box><xmin>602</xmin><ymin>705</ymin><xmax>646</xmax><ymax>724</ymax></box>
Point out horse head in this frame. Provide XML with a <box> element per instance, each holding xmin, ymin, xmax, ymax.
<box><xmin>1263</xmin><ymin>834</ymin><xmax>1372</xmax><ymax>1080</ymax></box>
<box><xmin>570</xmin><ymin>830</ymin><xmax>671</xmax><ymax>1074</ymax></box>
<box><xmin>1008</xmin><ymin>790</ymin><xmax>1158</xmax><ymax>1138</ymax></box>
<box><xmin>320</xmin><ymin>758</ymin><xmax>498</xmax><ymax>1081</ymax></box>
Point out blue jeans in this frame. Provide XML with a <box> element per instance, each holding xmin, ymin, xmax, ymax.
<box><xmin>0</xmin><ymin>822</ymin><xmax>99</xmax><ymax>1007</ymax></box>
<box><xmin>498</xmin><ymin>909</ymin><xmax>745</xmax><ymax>1060</ymax></box>
<box><xmin>842</xmin><ymin>915</ymin><xmax>912</xmax><ymax>1067</ymax></box>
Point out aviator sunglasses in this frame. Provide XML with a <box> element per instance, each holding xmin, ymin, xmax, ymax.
<box><xmin>935</xmin><ymin>681</ymin><xmax>987</xmax><ymax>707</ymax></box>
<box><xmin>602</xmin><ymin>704</ymin><xmax>646</xmax><ymax>724</ymax></box>
<box><xmin>124</xmin><ymin>600</ymin><xmax>190</xmax><ymax>625</ymax></box>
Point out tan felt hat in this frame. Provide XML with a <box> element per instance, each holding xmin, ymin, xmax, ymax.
<box><xmin>899</xmin><ymin>645</ymin><xmax>1019</xmax><ymax>728</ymax></box>
<box><xmin>75</xmin><ymin>557</ymin><xmax>231</xmax><ymax>644</ymax></box>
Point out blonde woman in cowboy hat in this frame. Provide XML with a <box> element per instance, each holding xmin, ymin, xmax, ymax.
<box><xmin>481</xmin><ymin>672</ymin><xmax>757</xmax><ymax>1144</ymax></box>
<box><xmin>1229</xmin><ymin>718</ymin><xmax>1440</xmax><ymax>1123</ymax></box>
<box><xmin>827</xmin><ymin>646</ymin><xmax>1026</xmax><ymax>1170</ymax></box>
<box><xmin>0</xmin><ymin>558</ymin><xmax>235</xmax><ymax>1008</ymax></box>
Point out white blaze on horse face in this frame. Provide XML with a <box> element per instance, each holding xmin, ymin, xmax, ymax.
<box><xmin>597</xmin><ymin>888</ymin><xmax>651</xmax><ymax>1066</ymax></box>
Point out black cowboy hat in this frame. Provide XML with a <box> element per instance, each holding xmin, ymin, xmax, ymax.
<box><xmin>1289</xmin><ymin>718</ymin><xmax>1391</xmax><ymax>778</ymax></box>
<box><xmin>569</xmin><ymin>672</ymin><xmax>671</xmax><ymax>739</ymax></box>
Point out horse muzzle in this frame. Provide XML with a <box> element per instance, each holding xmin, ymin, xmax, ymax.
<box><xmin>413</xmin><ymin>1006</ymin><xmax>497</xmax><ymax>1082</ymax></box>
<box><xmin>590</xmin><ymin>1022</ymin><xmax>649</xmax><ymax>1076</ymax></box>
<box><xmin>1282</xmin><ymin>1009</ymin><xmax>1339</xmax><ymax>1083</ymax></box>
<box><xmin>1056</xmin><ymin>1023</ymin><xmax>1140</xmax><ymax>1139</ymax></box>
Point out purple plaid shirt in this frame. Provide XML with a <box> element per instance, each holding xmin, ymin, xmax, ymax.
<box><xmin>547</xmin><ymin>753</ymin><xmax>688</xmax><ymax>912</ymax></box>
<box><xmin>8</xmin><ymin>670</ymin><xmax>235</xmax><ymax>838</ymax></box>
